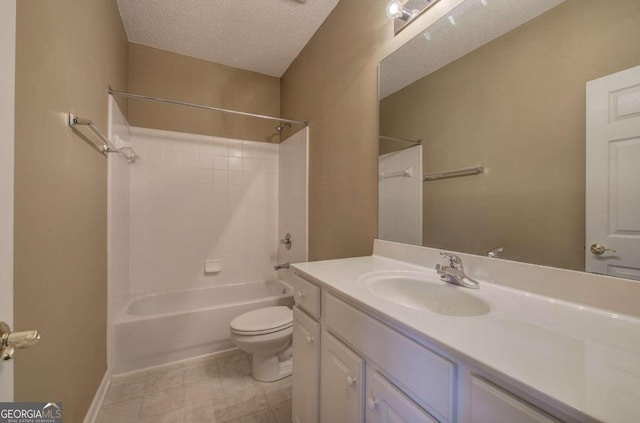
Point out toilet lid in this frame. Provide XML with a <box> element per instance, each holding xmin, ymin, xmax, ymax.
<box><xmin>230</xmin><ymin>306</ymin><xmax>293</xmax><ymax>334</ymax></box>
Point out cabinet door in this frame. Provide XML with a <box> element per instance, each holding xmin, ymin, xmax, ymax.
<box><xmin>469</xmin><ymin>376</ymin><xmax>559</xmax><ymax>423</ymax></box>
<box><xmin>292</xmin><ymin>306</ymin><xmax>320</xmax><ymax>423</ymax></box>
<box><xmin>366</xmin><ymin>367</ymin><xmax>438</xmax><ymax>423</ymax></box>
<box><xmin>320</xmin><ymin>332</ymin><xmax>365</xmax><ymax>423</ymax></box>
<box><xmin>325</xmin><ymin>293</ymin><xmax>455</xmax><ymax>422</ymax></box>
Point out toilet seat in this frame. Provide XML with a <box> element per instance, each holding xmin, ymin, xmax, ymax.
<box><xmin>230</xmin><ymin>306</ymin><xmax>293</xmax><ymax>336</ymax></box>
<box><xmin>231</xmin><ymin>322</ymin><xmax>292</xmax><ymax>336</ymax></box>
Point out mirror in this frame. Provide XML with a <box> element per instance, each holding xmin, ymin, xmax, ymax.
<box><xmin>378</xmin><ymin>0</ymin><xmax>640</xmax><ymax>278</ymax></box>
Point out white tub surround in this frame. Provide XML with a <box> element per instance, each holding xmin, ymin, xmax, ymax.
<box><xmin>107</xmin><ymin>97</ymin><xmax>132</xmax><ymax>370</ymax></box>
<box><xmin>291</xmin><ymin>240</ymin><xmax>640</xmax><ymax>423</ymax></box>
<box><xmin>277</xmin><ymin>127</ymin><xmax>309</xmax><ymax>275</ymax></box>
<box><xmin>128</xmin><ymin>127</ymin><xmax>280</xmax><ymax>294</ymax></box>
<box><xmin>107</xmin><ymin>124</ymin><xmax>311</xmax><ymax>374</ymax></box>
<box><xmin>112</xmin><ymin>280</ymin><xmax>293</xmax><ymax>374</ymax></box>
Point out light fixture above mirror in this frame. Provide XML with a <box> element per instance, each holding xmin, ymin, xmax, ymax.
<box><xmin>387</xmin><ymin>0</ymin><xmax>442</xmax><ymax>35</ymax></box>
<box><xmin>386</xmin><ymin>0</ymin><xmax>416</xmax><ymax>21</ymax></box>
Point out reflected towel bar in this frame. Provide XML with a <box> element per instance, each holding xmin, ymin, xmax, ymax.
<box><xmin>379</xmin><ymin>135</ymin><xmax>422</xmax><ymax>146</ymax></box>
<box><xmin>424</xmin><ymin>165</ymin><xmax>484</xmax><ymax>182</ymax></box>
<box><xmin>380</xmin><ymin>166</ymin><xmax>414</xmax><ymax>180</ymax></box>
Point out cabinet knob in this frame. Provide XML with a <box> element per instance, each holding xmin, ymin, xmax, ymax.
<box><xmin>306</xmin><ymin>335</ymin><xmax>315</xmax><ymax>344</ymax></box>
<box><xmin>366</xmin><ymin>397</ymin><xmax>377</xmax><ymax>411</ymax></box>
<box><xmin>297</xmin><ymin>291</ymin><xmax>305</xmax><ymax>298</ymax></box>
<box><xmin>346</xmin><ymin>376</ymin><xmax>356</xmax><ymax>386</ymax></box>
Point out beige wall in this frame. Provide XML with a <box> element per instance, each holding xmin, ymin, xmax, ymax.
<box><xmin>14</xmin><ymin>0</ymin><xmax>128</xmax><ymax>420</ymax></box>
<box><xmin>128</xmin><ymin>43</ymin><xmax>281</xmax><ymax>142</ymax></box>
<box><xmin>280</xmin><ymin>0</ymin><xmax>464</xmax><ymax>261</ymax></box>
<box><xmin>281</xmin><ymin>0</ymin><xmax>462</xmax><ymax>260</ymax></box>
<box><xmin>280</xmin><ymin>0</ymin><xmax>386</xmax><ymax>260</ymax></box>
<box><xmin>380</xmin><ymin>0</ymin><xmax>640</xmax><ymax>270</ymax></box>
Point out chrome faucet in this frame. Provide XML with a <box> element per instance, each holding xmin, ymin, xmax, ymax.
<box><xmin>435</xmin><ymin>252</ymin><xmax>479</xmax><ymax>289</ymax></box>
<box><xmin>487</xmin><ymin>247</ymin><xmax>504</xmax><ymax>258</ymax></box>
<box><xmin>274</xmin><ymin>262</ymin><xmax>290</xmax><ymax>271</ymax></box>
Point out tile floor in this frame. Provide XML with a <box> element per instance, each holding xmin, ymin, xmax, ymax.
<box><xmin>98</xmin><ymin>350</ymin><xmax>291</xmax><ymax>423</ymax></box>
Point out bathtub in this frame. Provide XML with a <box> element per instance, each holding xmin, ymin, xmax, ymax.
<box><xmin>112</xmin><ymin>280</ymin><xmax>294</xmax><ymax>374</ymax></box>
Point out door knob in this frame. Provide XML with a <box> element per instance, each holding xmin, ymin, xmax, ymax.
<box><xmin>346</xmin><ymin>376</ymin><xmax>356</xmax><ymax>386</ymax></box>
<box><xmin>0</xmin><ymin>321</ymin><xmax>41</xmax><ymax>361</ymax></box>
<box><xmin>590</xmin><ymin>244</ymin><xmax>616</xmax><ymax>255</ymax></box>
<box><xmin>366</xmin><ymin>397</ymin><xmax>377</xmax><ymax>411</ymax></box>
<box><xmin>1</xmin><ymin>346</ymin><xmax>15</xmax><ymax>361</ymax></box>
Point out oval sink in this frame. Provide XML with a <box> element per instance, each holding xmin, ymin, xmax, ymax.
<box><xmin>359</xmin><ymin>271</ymin><xmax>490</xmax><ymax>317</ymax></box>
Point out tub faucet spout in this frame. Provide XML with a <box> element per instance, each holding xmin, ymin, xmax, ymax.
<box><xmin>274</xmin><ymin>262</ymin><xmax>290</xmax><ymax>271</ymax></box>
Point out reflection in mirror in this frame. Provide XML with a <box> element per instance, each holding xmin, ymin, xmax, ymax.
<box><xmin>378</xmin><ymin>137</ymin><xmax>423</xmax><ymax>245</ymax></box>
<box><xmin>378</xmin><ymin>0</ymin><xmax>640</xmax><ymax>278</ymax></box>
<box><xmin>386</xmin><ymin>0</ymin><xmax>443</xmax><ymax>35</ymax></box>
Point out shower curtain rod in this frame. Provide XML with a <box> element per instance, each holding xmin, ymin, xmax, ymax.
<box><xmin>379</xmin><ymin>135</ymin><xmax>422</xmax><ymax>145</ymax></box>
<box><xmin>108</xmin><ymin>89</ymin><xmax>308</xmax><ymax>126</ymax></box>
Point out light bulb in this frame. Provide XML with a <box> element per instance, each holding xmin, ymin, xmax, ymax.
<box><xmin>386</xmin><ymin>0</ymin><xmax>403</xmax><ymax>19</ymax></box>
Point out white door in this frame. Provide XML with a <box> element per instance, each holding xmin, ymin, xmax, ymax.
<box><xmin>0</xmin><ymin>0</ymin><xmax>16</xmax><ymax>401</ymax></box>
<box><xmin>586</xmin><ymin>65</ymin><xmax>640</xmax><ymax>280</ymax></box>
<box><xmin>320</xmin><ymin>332</ymin><xmax>365</xmax><ymax>423</ymax></box>
<box><xmin>292</xmin><ymin>306</ymin><xmax>320</xmax><ymax>423</ymax></box>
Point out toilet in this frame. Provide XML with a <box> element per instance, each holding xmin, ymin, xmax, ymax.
<box><xmin>230</xmin><ymin>306</ymin><xmax>293</xmax><ymax>382</ymax></box>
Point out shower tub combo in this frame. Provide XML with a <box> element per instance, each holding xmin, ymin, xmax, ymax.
<box><xmin>112</xmin><ymin>280</ymin><xmax>293</xmax><ymax>374</ymax></box>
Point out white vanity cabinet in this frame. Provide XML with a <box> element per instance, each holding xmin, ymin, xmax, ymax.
<box><xmin>467</xmin><ymin>376</ymin><xmax>559</xmax><ymax>423</ymax></box>
<box><xmin>320</xmin><ymin>331</ymin><xmax>365</xmax><ymax>423</ymax></box>
<box><xmin>291</xmin><ymin>271</ymin><xmax>570</xmax><ymax>423</ymax></box>
<box><xmin>291</xmin><ymin>271</ymin><xmax>324</xmax><ymax>423</ymax></box>
<box><xmin>325</xmin><ymin>292</ymin><xmax>455</xmax><ymax>423</ymax></box>
<box><xmin>292</xmin><ymin>306</ymin><xmax>320</xmax><ymax>423</ymax></box>
<box><xmin>366</xmin><ymin>367</ymin><xmax>438</xmax><ymax>423</ymax></box>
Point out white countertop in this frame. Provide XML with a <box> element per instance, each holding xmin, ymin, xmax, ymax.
<box><xmin>292</xmin><ymin>255</ymin><xmax>640</xmax><ymax>423</ymax></box>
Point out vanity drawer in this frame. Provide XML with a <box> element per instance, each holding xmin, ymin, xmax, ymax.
<box><xmin>292</xmin><ymin>272</ymin><xmax>321</xmax><ymax>319</ymax></box>
<box><xmin>326</xmin><ymin>293</ymin><xmax>455</xmax><ymax>423</ymax></box>
<box><xmin>469</xmin><ymin>376</ymin><xmax>559</xmax><ymax>423</ymax></box>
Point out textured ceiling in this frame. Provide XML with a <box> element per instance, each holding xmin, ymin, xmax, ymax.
<box><xmin>117</xmin><ymin>0</ymin><xmax>339</xmax><ymax>77</ymax></box>
<box><xmin>380</xmin><ymin>0</ymin><xmax>566</xmax><ymax>98</ymax></box>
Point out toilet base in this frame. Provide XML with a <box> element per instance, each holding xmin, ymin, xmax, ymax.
<box><xmin>252</xmin><ymin>352</ymin><xmax>293</xmax><ymax>382</ymax></box>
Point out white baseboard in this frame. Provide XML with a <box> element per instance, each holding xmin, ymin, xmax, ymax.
<box><xmin>83</xmin><ymin>369</ymin><xmax>111</xmax><ymax>423</ymax></box>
